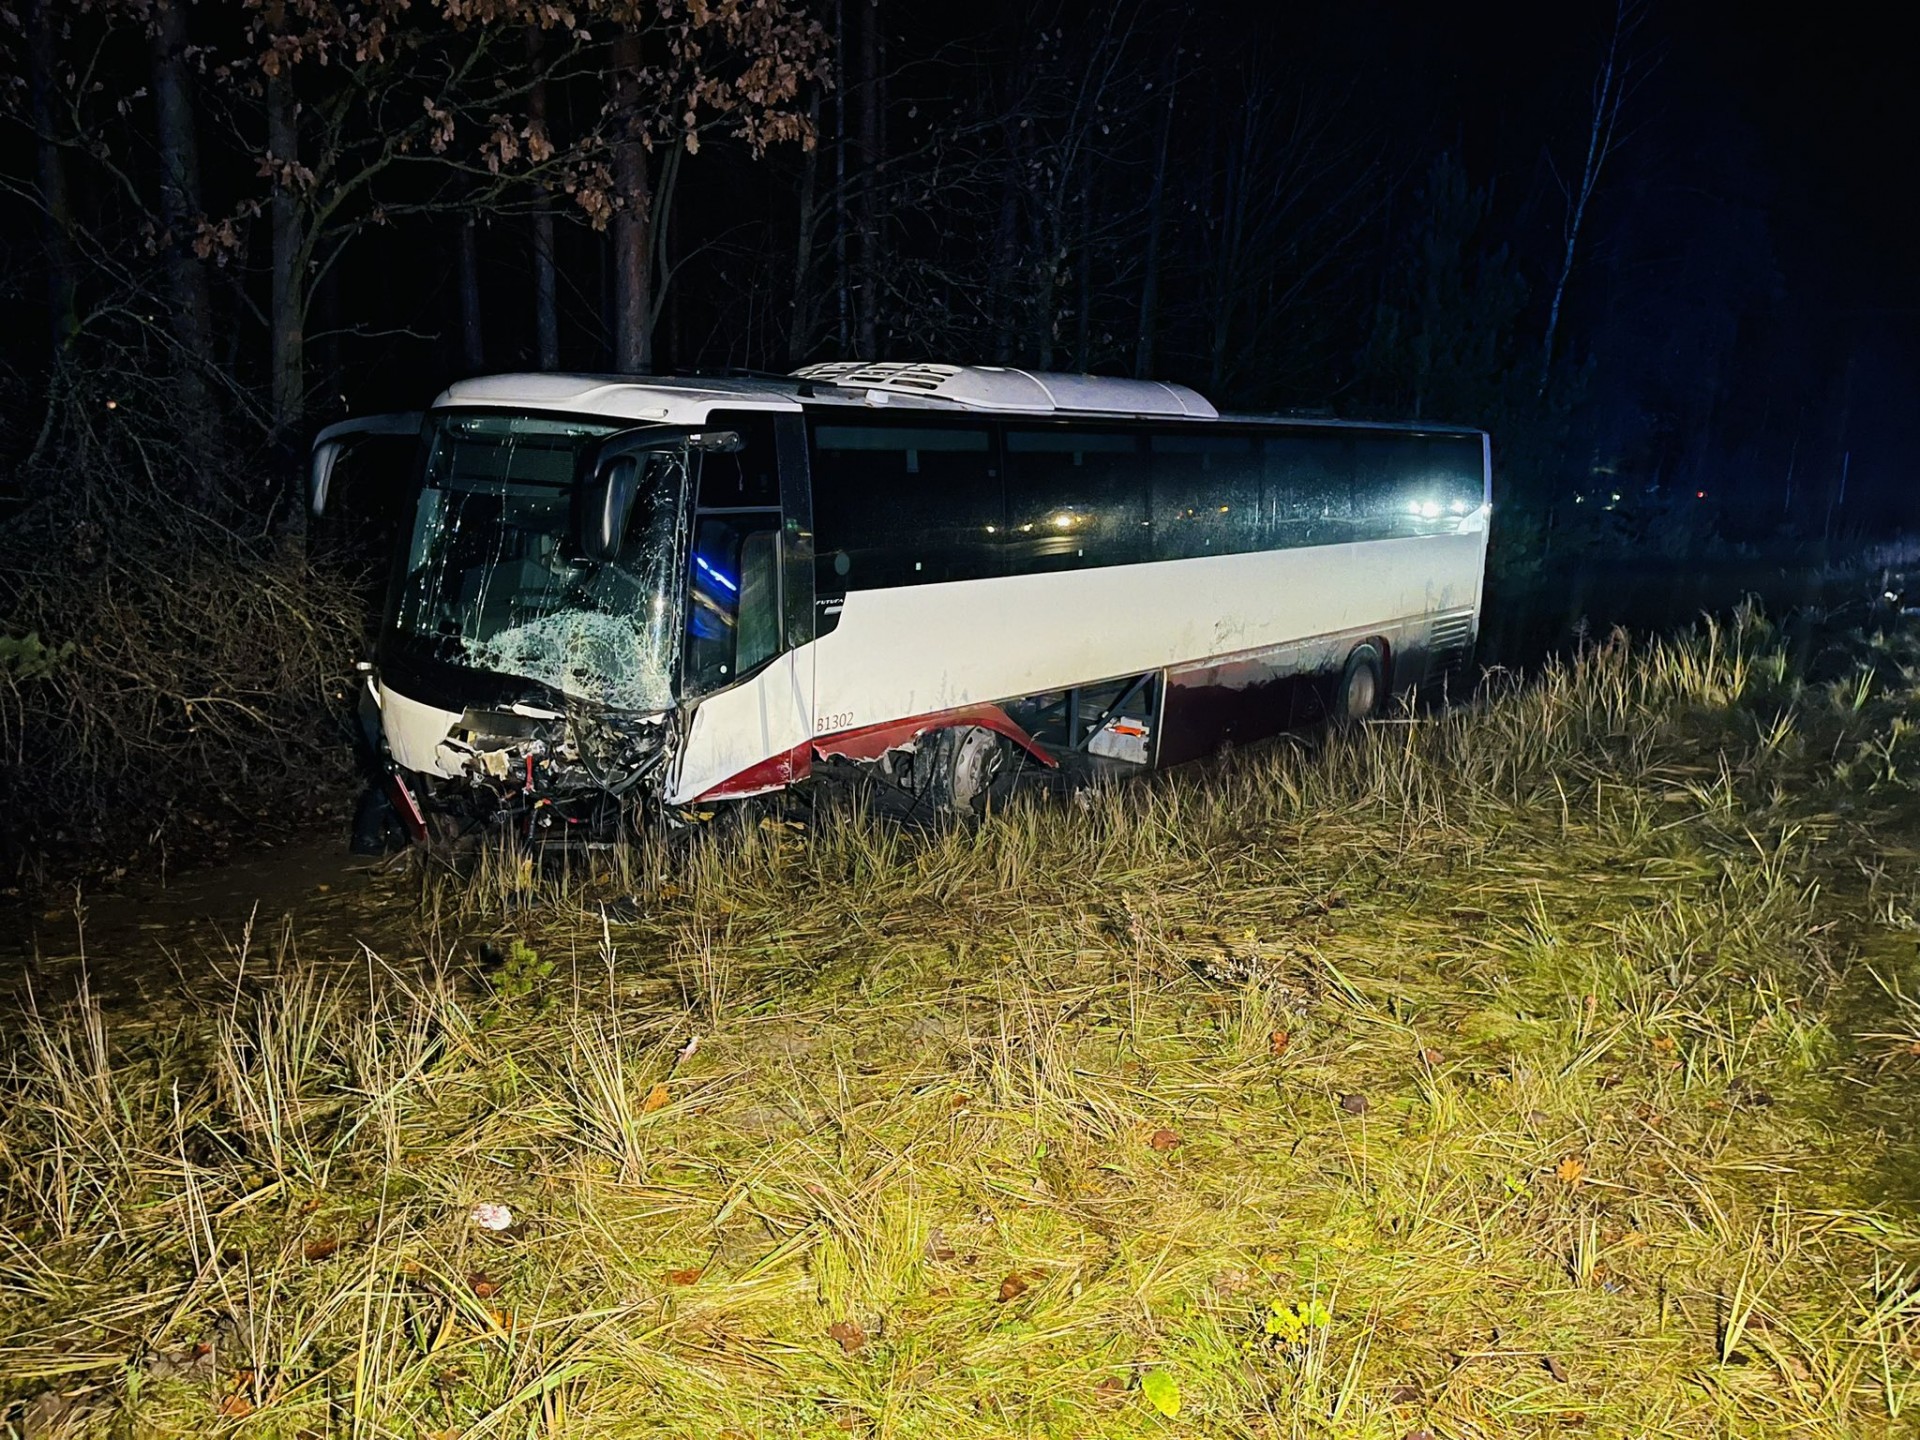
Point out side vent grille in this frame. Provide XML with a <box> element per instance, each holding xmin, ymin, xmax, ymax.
<box><xmin>1428</xmin><ymin>612</ymin><xmax>1476</xmax><ymax>692</ymax></box>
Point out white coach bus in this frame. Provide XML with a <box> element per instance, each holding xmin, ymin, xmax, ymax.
<box><xmin>310</xmin><ymin>362</ymin><xmax>1489</xmax><ymax>835</ymax></box>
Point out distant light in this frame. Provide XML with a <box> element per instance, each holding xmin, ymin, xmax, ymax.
<box><xmin>1218</xmin><ymin>505</ymin><xmax>1230</xmax><ymax>513</ymax></box>
<box><xmin>1407</xmin><ymin>499</ymin><xmax>1424</xmax><ymax>515</ymax></box>
<box><xmin>1610</xmin><ymin>492</ymin><xmax>1621</xmax><ymax>502</ymax></box>
<box><xmin>1418</xmin><ymin>500</ymin><xmax>1442</xmax><ymax>519</ymax></box>
<box><xmin>1050</xmin><ymin>511</ymin><xmax>1078</xmax><ymax>530</ymax></box>
<box><xmin>1448</xmin><ymin>499</ymin><xmax>1467</xmax><ymax>514</ymax></box>
<box><xmin>985</xmin><ymin>524</ymin><xmax>997</xmax><ymax>534</ymax></box>
<box><xmin>1695</xmin><ymin>490</ymin><xmax>1706</xmax><ymax>499</ymax></box>
<box><xmin>105</xmin><ymin>399</ymin><xmax>118</xmax><ymax>410</ymax></box>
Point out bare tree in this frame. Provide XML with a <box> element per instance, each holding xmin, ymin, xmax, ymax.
<box><xmin>1539</xmin><ymin>0</ymin><xmax>1649</xmax><ymax>394</ymax></box>
<box><xmin>147</xmin><ymin>0</ymin><xmax>218</xmax><ymax>457</ymax></box>
<box><xmin>24</xmin><ymin>0</ymin><xmax>78</xmax><ymax>356</ymax></box>
<box><xmin>527</xmin><ymin>24</ymin><xmax>560</xmax><ymax>369</ymax></box>
<box><xmin>610</xmin><ymin>32</ymin><xmax>653</xmax><ymax>373</ymax></box>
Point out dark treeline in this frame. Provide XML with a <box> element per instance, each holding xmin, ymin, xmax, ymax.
<box><xmin>0</xmin><ymin>0</ymin><xmax>1916</xmax><ymax>863</ymax></box>
<box><xmin>3</xmin><ymin>0</ymin><xmax>1914</xmax><ymax>539</ymax></box>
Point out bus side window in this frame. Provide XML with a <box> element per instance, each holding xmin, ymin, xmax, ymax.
<box><xmin>685</xmin><ymin>513</ymin><xmax>782</xmax><ymax>694</ymax></box>
<box><xmin>1005</xmin><ymin>428</ymin><xmax>1148</xmax><ymax>571</ymax></box>
<box><xmin>695</xmin><ymin>413</ymin><xmax>782</xmax><ymax>508</ymax></box>
<box><xmin>1264</xmin><ymin>434</ymin><xmax>1353</xmax><ymax>548</ymax></box>
<box><xmin>809</xmin><ymin>422</ymin><xmax>1000</xmax><ymax>590</ymax></box>
<box><xmin>1432</xmin><ymin>435</ymin><xmax>1487</xmax><ymax>517</ymax></box>
<box><xmin>1149</xmin><ymin>431</ymin><xmax>1262</xmax><ymax>560</ymax></box>
<box><xmin>1354</xmin><ymin>435</ymin><xmax>1482</xmax><ymax>539</ymax></box>
<box><xmin>1351</xmin><ymin>436</ymin><xmax>1418</xmax><ymax>541</ymax></box>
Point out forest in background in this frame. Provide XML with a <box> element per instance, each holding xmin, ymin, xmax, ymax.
<box><xmin>0</xmin><ymin>0</ymin><xmax>1914</xmax><ymax>865</ymax></box>
<box><xmin>3</xmin><ymin>0</ymin><xmax>1909</xmax><ymax>534</ymax></box>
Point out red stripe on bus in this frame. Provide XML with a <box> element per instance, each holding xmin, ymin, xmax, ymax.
<box><xmin>693</xmin><ymin>743</ymin><xmax>814</xmax><ymax>802</ymax></box>
<box><xmin>812</xmin><ymin>703</ymin><xmax>1057</xmax><ymax>768</ymax></box>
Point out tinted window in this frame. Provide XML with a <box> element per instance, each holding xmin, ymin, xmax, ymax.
<box><xmin>697</xmin><ymin>411</ymin><xmax>782</xmax><ymax>508</ymax></box>
<box><xmin>1265</xmin><ymin>433</ymin><xmax>1354</xmax><ymax>548</ymax></box>
<box><xmin>810</xmin><ymin>421</ymin><xmax>1001</xmax><ymax>590</ymax></box>
<box><xmin>1150</xmin><ymin>431</ymin><xmax>1264</xmax><ymax>559</ymax></box>
<box><xmin>685</xmin><ymin>514</ymin><xmax>781</xmax><ymax>694</ymax></box>
<box><xmin>1006</xmin><ymin>428</ymin><xmax>1149</xmax><ymax>571</ymax></box>
<box><xmin>1426</xmin><ymin>435</ymin><xmax>1487</xmax><ymax>516</ymax></box>
<box><xmin>1353</xmin><ymin>434</ymin><xmax>1485</xmax><ymax>540</ymax></box>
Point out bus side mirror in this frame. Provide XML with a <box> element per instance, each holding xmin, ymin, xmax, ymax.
<box><xmin>579</xmin><ymin>427</ymin><xmax>742</xmax><ymax>560</ymax></box>
<box><xmin>308</xmin><ymin>412</ymin><xmax>422</xmax><ymax>519</ymax></box>
<box><xmin>583</xmin><ymin>454</ymin><xmax>642</xmax><ymax>562</ymax></box>
<box><xmin>309</xmin><ymin>440</ymin><xmax>344</xmax><ymax>518</ymax></box>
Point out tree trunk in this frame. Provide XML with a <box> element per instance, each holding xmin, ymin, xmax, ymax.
<box><xmin>26</xmin><ymin>0</ymin><xmax>78</xmax><ymax>356</ymax></box>
<box><xmin>1209</xmin><ymin>116</ymin><xmax>1244</xmax><ymax>391</ymax></box>
<box><xmin>532</xmin><ymin>213</ymin><xmax>559</xmax><ymax>369</ymax></box>
<box><xmin>148</xmin><ymin>0</ymin><xmax>217</xmax><ymax>468</ymax></box>
<box><xmin>267</xmin><ymin>69</ymin><xmax>304</xmax><ymax>435</ymax></box>
<box><xmin>1540</xmin><ymin>0</ymin><xmax>1632</xmax><ymax>395</ymax></box>
<box><xmin>831</xmin><ymin>0</ymin><xmax>850</xmax><ymax>354</ymax></box>
<box><xmin>854</xmin><ymin>0</ymin><xmax>881</xmax><ymax>358</ymax></box>
<box><xmin>988</xmin><ymin>94</ymin><xmax>1027</xmax><ymax>365</ymax></box>
<box><xmin>1134</xmin><ymin>77</ymin><xmax>1176</xmax><ymax>379</ymax></box>
<box><xmin>1073</xmin><ymin>177</ymin><xmax>1092</xmax><ymax>372</ymax></box>
<box><xmin>610</xmin><ymin>33</ymin><xmax>652</xmax><ymax>373</ymax></box>
<box><xmin>457</xmin><ymin>215</ymin><xmax>485</xmax><ymax>370</ymax></box>
<box><xmin>527</xmin><ymin>27</ymin><xmax>560</xmax><ymax>369</ymax></box>
<box><xmin>786</xmin><ymin>89</ymin><xmax>822</xmax><ymax>367</ymax></box>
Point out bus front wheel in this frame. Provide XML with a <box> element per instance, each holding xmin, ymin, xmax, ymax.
<box><xmin>928</xmin><ymin>725</ymin><xmax>1007</xmax><ymax>818</ymax></box>
<box><xmin>1335</xmin><ymin>644</ymin><xmax>1385</xmax><ymax>726</ymax></box>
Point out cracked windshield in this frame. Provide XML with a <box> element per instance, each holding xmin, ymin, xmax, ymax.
<box><xmin>395</xmin><ymin>413</ymin><xmax>683</xmax><ymax>711</ymax></box>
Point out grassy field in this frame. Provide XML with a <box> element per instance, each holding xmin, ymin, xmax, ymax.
<box><xmin>8</xmin><ymin>609</ymin><xmax>1920</xmax><ymax>1438</ymax></box>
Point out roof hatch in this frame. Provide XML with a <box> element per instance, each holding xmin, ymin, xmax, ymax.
<box><xmin>793</xmin><ymin>362</ymin><xmax>1218</xmax><ymax>419</ymax></box>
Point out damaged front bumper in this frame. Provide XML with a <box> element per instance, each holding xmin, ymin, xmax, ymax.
<box><xmin>370</xmin><ymin>676</ymin><xmax>678</xmax><ymax>838</ymax></box>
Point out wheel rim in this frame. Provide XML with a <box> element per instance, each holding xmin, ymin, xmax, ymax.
<box><xmin>948</xmin><ymin>727</ymin><xmax>1002</xmax><ymax>812</ymax></box>
<box><xmin>1346</xmin><ymin>665</ymin><xmax>1377</xmax><ymax>719</ymax></box>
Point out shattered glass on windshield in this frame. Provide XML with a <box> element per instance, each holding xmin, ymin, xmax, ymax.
<box><xmin>394</xmin><ymin>414</ymin><xmax>686</xmax><ymax>713</ymax></box>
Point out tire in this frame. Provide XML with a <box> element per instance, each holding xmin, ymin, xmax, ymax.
<box><xmin>928</xmin><ymin>725</ymin><xmax>1007</xmax><ymax>818</ymax></box>
<box><xmin>1334</xmin><ymin>643</ymin><xmax>1385</xmax><ymax>726</ymax></box>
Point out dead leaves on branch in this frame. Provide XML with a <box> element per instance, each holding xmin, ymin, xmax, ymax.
<box><xmin>121</xmin><ymin>0</ymin><xmax>832</xmax><ymax>243</ymax></box>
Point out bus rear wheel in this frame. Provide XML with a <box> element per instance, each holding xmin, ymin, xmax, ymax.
<box><xmin>1335</xmin><ymin>643</ymin><xmax>1385</xmax><ymax>726</ymax></box>
<box><xmin>927</xmin><ymin>725</ymin><xmax>1007</xmax><ymax>818</ymax></box>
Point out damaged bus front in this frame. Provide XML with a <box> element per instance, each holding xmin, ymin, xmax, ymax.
<box><xmin>317</xmin><ymin>365</ymin><xmax>1490</xmax><ymax>848</ymax></box>
<box><xmin>315</xmin><ymin>395</ymin><xmax>794</xmax><ymax>841</ymax></box>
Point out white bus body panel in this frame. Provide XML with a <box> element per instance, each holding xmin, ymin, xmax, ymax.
<box><xmin>807</xmin><ymin>524</ymin><xmax>1488</xmax><ymax>738</ymax></box>
<box><xmin>669</xmin><ymin>515</ymin><xmax>1488</xmax><ymax>796</ymax></box>
<box><xmin>377</xmin><ymin>683</ymin><xmax>466</xmax><ymax>778</ymax></box>
<box><xmin>668</xmin><ymin>647</ymin><xmax>815</xmax><ymax>803</ymax></box>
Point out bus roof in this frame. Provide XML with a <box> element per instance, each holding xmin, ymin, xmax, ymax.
<box><xmin>431</xmin><ymin>367</ymin><xmax>1484</xmax><ymax>436</ymax></box>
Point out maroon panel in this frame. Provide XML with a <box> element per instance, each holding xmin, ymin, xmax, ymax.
<box><xmin>694</xmin><ymin>743</ymin><xmax>814</xmax><ymax>802</ymax></box>
<box><xmin>1157</xmin><ymin>650</ymin><xmax>1331</xmax><ymax>768</ymax></box>
<box><xmin>812</xmin><ymin>702</ymin><xmax>1057</xmax><ymax>768</ymax></box>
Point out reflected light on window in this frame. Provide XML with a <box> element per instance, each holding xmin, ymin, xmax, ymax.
<box><xmin>694</xmin><ymin>554</ymin><xmax>737</xmax><ymax>594</ymax></box>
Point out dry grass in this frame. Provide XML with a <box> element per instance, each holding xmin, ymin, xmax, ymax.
<box><xmin>8</xmin><ymin>608</ymin><xmax>1920</xmax><ymax>1437</ymax></box>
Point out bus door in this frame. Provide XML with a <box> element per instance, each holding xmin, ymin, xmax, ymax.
<box><xmin>667</xmin><ymin>412</ymin><xmax>815</xmax><ymax>803</ymax></box>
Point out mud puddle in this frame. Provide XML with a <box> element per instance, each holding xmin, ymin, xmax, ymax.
<box><xmin>0</xmin><ymin>830</ymin><xmax>427</xmax><ymax>1015</ymax></box>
